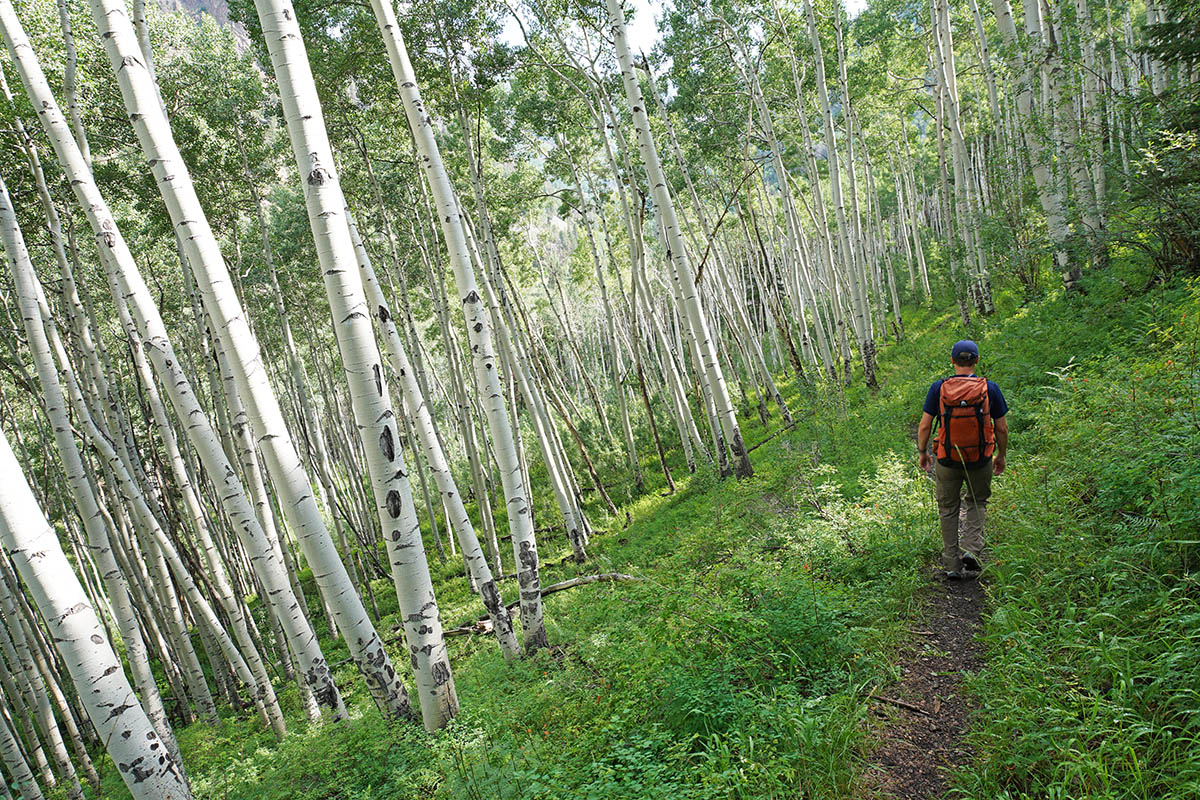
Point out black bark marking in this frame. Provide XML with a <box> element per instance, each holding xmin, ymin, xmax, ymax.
<box><xmin>431</xmin><ymin>660</ymin><xmax>452</xmax><ymax>687</ymax></box>
<box><xmin>377</xmin><ymin>304</ymin><xmax>391</xmax><ymax>323</ymax></box>
<box><xmin>386</xmin><ymin>490</ymin><xmax>403</xmax><ymax>518</ymax></box>
<box><xmin>306</xmin><ymin>664</ymin><xmax>342</xmax><ymax>712</ymax></box>
<box><xmin>380</xmin><ymin>424</ymin><xmax>395</xmax><ymax>461</ymax></box>
<box><xmin>306</xmin><ymin>153</ymin><xmax>332</xmax><ymax>186</ymax></box>
<box><xmin>374</xmin><ymin>364</ymin><xmax>383</xmax><ymax>397</ymax></box>
<box><xmin>518</xmin><ymin>540</ymin><xmax>538</xmax><ymax>570</ymax></box>
<box><xmin>105</xmin><ymin>701</ymin><xmax>136</xmax><ymax>722</ymax></box>
<box><xmin>119</xmin><ymin>756</ymin><xmax>154</xmax><ymax>783</ymax></box>
<box><xmin>479</xmin><ymin>580</ymin><xmax>502</xmax><ymax>613</ymax></box>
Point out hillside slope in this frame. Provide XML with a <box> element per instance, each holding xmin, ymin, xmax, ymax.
<box><xmin>87</xmin><ymin>259</ymin><xmax>1197</xmax><ymax>800</ymax></box>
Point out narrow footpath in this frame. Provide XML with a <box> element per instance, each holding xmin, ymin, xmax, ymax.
<box><xmin>864</xmin><ymin>572</ymin><xmax>987</xmax><ymax>798</ymax></box>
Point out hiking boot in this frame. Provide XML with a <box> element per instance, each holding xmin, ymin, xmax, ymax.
<box><xmin>960</xmin><ymin>553</ymin><xmax>981</xmax><ymax>573</ymax></box>
<box><xmin>943</xmin><ymin>570</ymin><xmax>962</xmax><ymax>581</ymax></box>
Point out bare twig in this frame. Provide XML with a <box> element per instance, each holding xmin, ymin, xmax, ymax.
<box><xmin>869</xmin><ymin>694</ymin><xmax>932</xmax><ymax>717</ymax></box>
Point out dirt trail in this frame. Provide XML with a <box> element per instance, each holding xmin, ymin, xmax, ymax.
<box><xmin>863</xmin><ymin>574</ymin><xmax>987</xmax><ymax>798</ymax></box>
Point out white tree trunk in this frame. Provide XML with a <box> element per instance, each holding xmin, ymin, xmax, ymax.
<box><xmin>1</xmin><ymin>0</ymin><xmax>348</xmax><ymax>723</ymax></box>
<box><xmin>0</xmin><ymin>69</ymin><xmax>184</xmax><ymax>760</ymax></box>
<box><xmin>369</xmin><ymin>0</ymin><xmax>549</xmax><ymax>652</ymax></box>
<box><xmin>248</xmin><ymin>0</ymin><xmax>456</xmax><ymax>728</ymax></box>
<box><xmin>347</xmin><ymin>210</ymin><xmax>521</xmax><ymax>660</ymax></box>
<box><xmin>0</xmin><ymin>703</ymin><xmax>42</xmax><ymax>800</ymax></box>
<box><xmin>85</xmin><ymin>0</ymin><xmax>405</xmax><ymax>720</ymax></box>
<box><xmin>993</xmin><ymin>0</ymin><xmax>1076</xmax><ymax>288</ymax></box>
<box><xmin>606</xmin><ymin>0</ymin><xmax>752</xmax><ymax>476</ymax></box>
<box><xmin>0</xmin><ymin>435</ymin><xmax>189</xmax><ymax>799</ymax></box>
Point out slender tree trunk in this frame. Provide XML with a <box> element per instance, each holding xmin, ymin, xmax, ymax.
<box><xmin>346</xmin><ymin>210</ymin><xmax>521</xmax><ymax>660</ymax></box>
<box><xmin>0</xmin><ymin>702</ymin><xmax>42</xmax><ymax>800</ymax></box>
<box><xmin>370</xmin><ymin>0</ymin><xmax>549</xmax><ymax>653</ymax></box>
<box><xmin>607</xmin><ymin>0</ymin><xmax>752</xmax><ymax>477</ymax></box>
<box><xmin>993</xmin><ymin>0</ymin><xmax>1076</xmax><ymax>288</ymax></box>
<box><xmin>0</xmin><ymin>430</ymin><xmax>190</xmax><ymax>798</ymax></box>
<box><xmin>2</xmin><ymin>4</ymin><xmax>348</xmax><ymax>726</ymax></box>
<box><xmin>248</xmin><ymin>0</ymin><xmax>456</xmax><ymax>728</ymax></box>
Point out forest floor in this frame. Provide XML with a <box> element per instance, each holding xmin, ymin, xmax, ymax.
<box><xmin>86</xmin><ymin>258</ymin><xmax>1197</xmax><ymax>800</ymax></box>
<box><xmin>865</xmin><ymin>570</ymin><xmax>985</xmax><ymax>798</ymax></box>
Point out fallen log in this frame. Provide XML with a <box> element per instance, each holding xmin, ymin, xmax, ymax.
<box><xmin>747</xmin><ymin>422</ymin><xmax>797</xmax><ymax>453</ymax></box>
<box><xmin>446</xmin><ymin>573</ymin><xmax>642</xmax><ymax>637</ymax></box>
<box><xmin>334</xmin><ymin>573</ymin><xmax>644</xmax><ymax>660</ymax></box>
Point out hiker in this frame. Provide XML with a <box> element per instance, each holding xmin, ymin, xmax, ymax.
<box><xmin>916</xmin><ymin>340</ymin><xmax>1008</xmax><ymax>579</ymax></box>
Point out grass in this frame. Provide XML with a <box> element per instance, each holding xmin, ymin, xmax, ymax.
<box><xmin>950</xmin><ymin>268</ymin><xmax>1200</xmax><ymax>800</ymax></box>
<box><xmin>80</xmin><ymin>256</ymin><xmax>1199</xmax><ymax>799</ymax></box>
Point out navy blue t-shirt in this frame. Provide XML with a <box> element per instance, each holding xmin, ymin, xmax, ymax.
<box><xmin>923</xmin><ymin>376</ymin><xmax>1008</xmax><ymax>418</ymax></box>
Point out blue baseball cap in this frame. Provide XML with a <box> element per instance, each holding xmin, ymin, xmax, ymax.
<box><xmin>952</xmin><ymin>340</ymin><xmax>979</xmax><ymax>360</ymax></box>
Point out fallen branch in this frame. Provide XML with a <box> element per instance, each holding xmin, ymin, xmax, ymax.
<box><xmin>451</xmin><ymin>574</ymin><xmax>641</xmax><ymax>636</ymax></box>
<box><xmin>496</xmin><ymin>552</ymin><xmax>595</xmax><ymax>579</ymax></box>
<box><xmin>868</xmin><ymin>694</ymin><xmax>932</xmax><ymax>717</ymax></box>
<box><xmin>747</xmin><ymin>422</ymin><xmax>797</xmax><ymax>453</ymax></box>
<box><xmin>538</xmin><ymin>572</ymin><xmax>640</xmax><ymax>598</ymax></box>
<box><xmin>445</xmin><ymin>619</ymin><xmax>494</xmax><ymax>638</ymax></box>
<box><xmin>347</xmin><ymin>574</ymin><xmax>645</xmax><ymax>653</ymax></box>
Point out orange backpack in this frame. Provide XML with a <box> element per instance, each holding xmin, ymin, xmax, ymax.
<box><xmin>936</xmin><ymin>376</ymin><xmax>995</xmax><ymax>466</ymax></box>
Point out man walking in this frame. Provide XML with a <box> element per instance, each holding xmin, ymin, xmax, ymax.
<box><xmin>916</xmin><ymin>340</ymin><xmax>1009</xmax><ymax>579</ymax></box>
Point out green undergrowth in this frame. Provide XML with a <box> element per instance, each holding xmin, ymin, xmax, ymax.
<box><xmin>102</xmin><ymin>302</ymin><xmax>947</xmax><ymax>799</ymax></box>
<box><xmin>950</xmin><ymin>270</ymin><xmax>1200</xmax><ymax>799</ymax></box>
<box><xmin>160</xmin><ymin>346</ymin><xmax>941</xmax><ymax>799</ymax></box>
<box><xmin>87</xmin><ymin>259</ymin><xmax>1199</xmax><ymax>799</ymax></box>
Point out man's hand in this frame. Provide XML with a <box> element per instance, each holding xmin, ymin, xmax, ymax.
<box><xmin>993</xmin><ymin>416</ymin><xmax>1008</xmax><ymax>476</ymax></box>
<box><xmin>916</xmin><ymin>412</ymin><xmax>935</xmax><ymax>474</ymax></box>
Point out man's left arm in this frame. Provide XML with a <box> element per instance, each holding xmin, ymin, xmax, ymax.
<box><xmin>993</xmin><ymin>416</ymin><xmax>1008</xmax><ymax>475</ymax></box>
<box><xmin>989</xmin><ymin>381</ymin><xmax>1009</xmax><ymax>475</ymax></box>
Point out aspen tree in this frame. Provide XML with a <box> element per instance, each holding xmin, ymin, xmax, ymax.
<box><xmin>0</xmin><ymin>1</ymin><xmax>347</xmax><ymax>724</ymax></box>
<box><xmin>368</xmin><ymin>0</ymin><xmax>549</xmax><ymax>651</ymax></box>
<box><xmin>0</xmin><ymin>431</ymin><xmax>189</xmax><ymax>799</ymax></box>
<box><xmin>346</xmin><ymin>210</ymin><xmax>521</xmax><ymax>659</ymax></box>
<box><xmin>0</xmin><ymin>68</ymin><xmax>184</xmax><ymax>756</ymax></box>
<box><xmin>0</xmin><ymin>701</ymin><xmax>41</xmax><ymax>800</ymax></box>
<box><xmin>649</xmin><ymin>45</ymin><xmax>794</xmax><ymax>424</ymax></box>
<box><xmin>992</xmin><ymin>0</ymin><xmax>1076</xmax><ymax>288</ymax></box>
<box><xmin>82</xmin><ymin>0</ymin><xmax>405</xmax><ymax>721</ymax></box>
<box><xmin>17</xmin><ymin>599</ymin><xmax>100</xmax><ymax>792</ymax></box>
<box><xmin>246</xmin><ymin>0</ymin><xmax>456</xmax><ymax>728</ymax></box>
<box><xmin>0</xmin><ymin>577</ymin><xmax>82</xmax><ymax>800</ymax></box>
<box><xmin>931</xmin><ymin>0</ymin><xmax>993</xmax><ymax>312</ymax></box>
<box><xmin>53</xmin><ymin>0</ymin><xmax>88</xmax><ymax>165</ymax></box>
<box><xmin>605</xmin><ymin>0</ymin><xmax>752</xmax><ymax>476</ymax></box>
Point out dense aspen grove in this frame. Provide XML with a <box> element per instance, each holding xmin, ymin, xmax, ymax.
<box><xmin>0</xmin><ymin>0</ymin><xmax>1196</xmax><ymax>796</ymax></box>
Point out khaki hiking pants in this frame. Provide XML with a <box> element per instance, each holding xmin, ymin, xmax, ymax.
<box><xmin>935</xmin><ymin>459</ymin><xmax>993</xmax><ymax>572</ymax></box>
